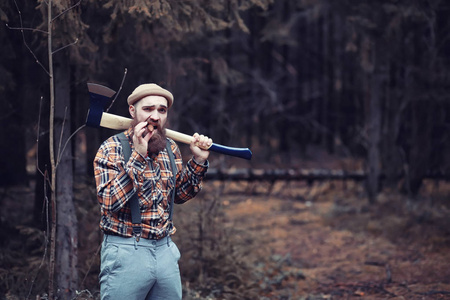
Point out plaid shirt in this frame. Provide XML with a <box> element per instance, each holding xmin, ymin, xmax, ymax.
<box><xmin>94</xmin><ymin>128</ymin><xmax>208</xmax><ymax>240</ymax></box>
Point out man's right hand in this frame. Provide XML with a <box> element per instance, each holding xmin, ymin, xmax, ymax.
<box><xmin>133</xmin><ymin>121</ymin><xmax>152</xmax><ymax>157</ymax></box>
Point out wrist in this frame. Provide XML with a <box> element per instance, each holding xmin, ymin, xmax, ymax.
<box><xmin>193</xmin><ymin>156</ymin><xmax>207</xmax><ymax>166</ymax></box>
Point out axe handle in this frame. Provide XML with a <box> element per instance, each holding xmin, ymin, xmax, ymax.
<box><xmin>100</xmin><ymin>112</ymin><xmax>199</xmax><ymax>144</ymax></box>
<box><xmin>99</xmin><ymin>112</ymin><xmax>252</xmax><ymax>160</ymax></box>
<box><xmin>100</xmin><ymin>112</ymin><xmax>132</xmax><ymax>130</ymax></box>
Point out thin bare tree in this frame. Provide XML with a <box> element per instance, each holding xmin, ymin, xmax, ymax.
<box><xmin>8</xmin><ymin>0</ymin><xmax>82</xmax><ymax>298</ymax></box>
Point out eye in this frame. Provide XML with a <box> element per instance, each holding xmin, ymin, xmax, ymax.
<box><xmin>158</xmin><ymin>107</ymin><xmax>167</xmax><ymax>114</ymax></box>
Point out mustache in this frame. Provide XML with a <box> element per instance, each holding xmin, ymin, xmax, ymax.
<box><xmin>143</xmin><ymin>118</ymin><xmax>161</xmax><ymax>138</ymax></box>
<box><xmin>129</xmin><ymin>118</ymin><xmax>162</xmax><ymax>138</ymax></box>
<box><xmin>146</xmin><ymin>117</ymin><xmax>161</xmax><ymax>129</ymax></box>
<box><xmin>146</xmin><ymin>116</ymin><xmax>158</xmax><ymax>125</ymax></box>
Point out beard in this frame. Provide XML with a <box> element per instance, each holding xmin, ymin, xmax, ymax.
<box><xmin>130</xmin><ymin>119</ymin><xmax>168</xmax><ymax>155</ymax></box>
<box><xmin>147</xmin><ymin>127</ymin><xmax>167</xmax><ymax>154</ymax></box>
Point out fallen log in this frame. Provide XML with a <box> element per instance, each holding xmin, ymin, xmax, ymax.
<box><xmin>203</xmin><ymin>168</ymin><xmax>450</xmax><ymax>182</ymax></box>
<box><xmin>205</xmin><ymin>168</ymin><xmax>366</xmax><ymax>182</ymax></box>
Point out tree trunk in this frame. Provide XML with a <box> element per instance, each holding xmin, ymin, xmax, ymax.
<box><xmin>321</xmin><ymin>5</ymin><xmax>330</xmax><ymax>151</ymax></box>
<box><xmin>54</xmin><ymin>52</ymin><xmax>78</xmax><ymax>299</ymax></box>
<box><xmin>366</xmin><ymin>72</ymin><xmax>382</xmax><ymax>203</ymax></box>
<box><xmin>331</xmin><ymin>9</ymin><xmax>344</xmax><ymax>154</ymax></box>
<box><xmin>380</xmin><ymin>59</ymin><xmax>404</xmax><ymax>188</ymax></box>
<box><xmin>406</xmin><ymin>100</ymin><xmax>431</xmax><ymax>195</ymax></box>
<box><xmin>277</xmin><ymin>0</ymin><xmax>291</xmax><ymax>163</ymax></box>
<box><xmin>73</xmin><ymin>79</ymin><xmax>88</xmax><ymax>176</ymax></box>
<box><xmin>295</xmin><ymin>13</ymin><xmax>307</xmax><ymax>155</ymax></box>
<box><xmin>363</xmin><ymin>37</ymin><xmax>382</xmax><ymax>203</ymax></box>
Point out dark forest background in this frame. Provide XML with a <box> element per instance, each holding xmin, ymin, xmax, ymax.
<box><xmin>0</xmin><ymin>0</ymin><xmax>449</xmax><ymax>299</ymax></box>
<box><xmin>1</xmin><ymin>0</ymin><xmax>450</xmax><ymax>196</ymax></box>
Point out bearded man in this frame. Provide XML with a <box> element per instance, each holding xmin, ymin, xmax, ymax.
<box><xmin>93</xmin><ymin>83</ymin><xmax>212</xmax><ymax>300</ymax></box>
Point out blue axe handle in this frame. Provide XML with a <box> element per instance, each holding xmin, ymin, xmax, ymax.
<box><xmin>208</xmin><ymin>144</ymin><xmax>252</xmax><ymax>160</ymax></box>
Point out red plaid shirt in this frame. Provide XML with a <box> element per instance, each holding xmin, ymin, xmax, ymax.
<box><xmin>94</xmin><ymin>128</ymin><xmax>208</xmax><ymax>239</ymax></box>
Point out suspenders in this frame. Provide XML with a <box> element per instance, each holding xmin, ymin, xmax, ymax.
<box><xmin>116</xmin><ymin>132</ymin><xmax>177</xmax><ymax>241</ymax></box>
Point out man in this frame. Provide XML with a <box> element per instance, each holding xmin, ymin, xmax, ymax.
<box><xmin>93</xmin><ymin>83</ymin><xmax>212</xmax><ymax>299</ymax></box>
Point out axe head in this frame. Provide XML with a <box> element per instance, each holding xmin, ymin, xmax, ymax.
<box><xmin>86</xmin><ymin>83</ymin><xmax>116</xmax><ymax>127</ymax></box>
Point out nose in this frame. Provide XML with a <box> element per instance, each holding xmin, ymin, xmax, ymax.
<box><xmin>147</xmin><ymin>111</ymin><xmax>160</xmax><ymax>124</ymax></box>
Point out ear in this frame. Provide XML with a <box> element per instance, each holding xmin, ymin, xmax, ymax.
<box><xmin>129</xmin><ymin>105</ymin><xmax>136</xmax><ymax>118</ymax></box>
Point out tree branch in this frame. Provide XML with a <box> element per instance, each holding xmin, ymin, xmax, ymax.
<box><xmin>57</xmin><ymin>124</ymin><xmax>86</xmax><ymax>169</ymax></box>
<box><xmin>11</xmin><ymin>0</ymin><xmax>50</xmax><ymax>76</ymax></box>
<box><xmin>51</xmin><ymin>0</ymin><xmax>82</xmax><ymax>22</ymax></box>
<box><xmin>5</xmin><ymin>23</ymin><xmax>49</xmax><ymax>35</ymax></box>
<box><xmin>52</xmin><ymin>38</ymin><xmax>78</xmax><ymax>55</ymax></box>
<box><xmin>56</xmin><ymin>106</ymin><xmax>68</xmax><ymax>168</ymax></box>
<box><xmin>35</xmin><ymin>96</ymin><xmax>47</xmax><ymax>179</ymax></box>
<box><xmin>106</xmin><ymin>68</ymin><xmax>128</xmax><ymax>112</ymax></box>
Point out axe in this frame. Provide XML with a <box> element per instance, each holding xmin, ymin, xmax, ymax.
<box><xmin>86</xmin><ymin>83</ymin><xmax>252</xmax><ymax>160</ymax></box>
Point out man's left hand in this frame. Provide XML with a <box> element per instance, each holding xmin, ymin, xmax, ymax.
<box><xmin>190</xmin><ymin>133</ymin><xmax>212</xmax><ymax>165</ymax></box>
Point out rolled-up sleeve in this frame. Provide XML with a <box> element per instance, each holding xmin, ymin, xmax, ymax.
<box><xmin>174</xmin><ymin>155</ymin><xmax>208</xmax><ymax>204</ymax></box>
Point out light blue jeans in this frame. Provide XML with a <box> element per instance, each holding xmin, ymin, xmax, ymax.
<box><xmin>99</xmin><ymin>235</ymin><xmax>182</xmax><ymax>300</ymax></box>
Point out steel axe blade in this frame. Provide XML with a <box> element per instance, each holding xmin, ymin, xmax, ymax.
<box><xmin>86</xmin><ymin>83</ymin><xmax>116</xmax><ymax>127</ymax></box>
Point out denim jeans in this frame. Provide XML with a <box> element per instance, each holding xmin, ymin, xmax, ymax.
<box><xmin>99</xmin><ymin>234</ymin><xmax>182</xmax><ymax>300</ymax></box>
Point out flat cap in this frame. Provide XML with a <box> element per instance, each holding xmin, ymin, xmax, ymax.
<box><xmin>127</xmin><ymin>83</ymin><xmax>174</xmax><ymax>108</ymax></box>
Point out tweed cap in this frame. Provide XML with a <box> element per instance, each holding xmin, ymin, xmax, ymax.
<box><xmin>127</xmin><ymin>83</ymin><xmax>174</xmax><ymax>108</ymax></box>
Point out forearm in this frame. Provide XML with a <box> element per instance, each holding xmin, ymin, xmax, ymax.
<box><xmin>174</xmin><ymin>158</ymin><xmax>208</xmax><ymax>204</ymax></box>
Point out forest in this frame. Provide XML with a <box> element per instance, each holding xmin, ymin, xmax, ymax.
<box><xmin>0</xmin><ymin>0</ymin><xmax>449</xmax><ymax>299</ymax></box>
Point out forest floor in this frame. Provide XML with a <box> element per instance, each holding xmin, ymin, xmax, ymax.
<box><xmin>1</xmin><ymin>171</ymin><xmax>450</xmax><ymax>299</ymax></box>
<box><xmin>187</xmin><ymin>179</ymin><xmax>450</xmax><ymax>300</ymax></box>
